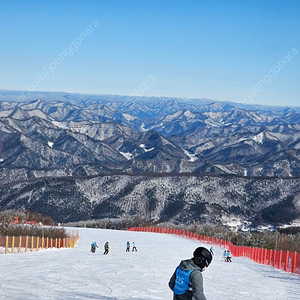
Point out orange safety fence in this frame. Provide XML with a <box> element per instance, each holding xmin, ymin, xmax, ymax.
<box><xmin>128</xmin><ymin>226</ymin><xmax>299</xmax><ymax>276</ymax></box>
<box><xmin>0</xmin><ymin>230</ymin><xmax>79</xmax><ymax>254</ymax></box>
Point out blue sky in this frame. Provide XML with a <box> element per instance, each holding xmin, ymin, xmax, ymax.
<box><xmin>0</xmin><ymin>0</ymin><xmax>299</xmax><ymax>107</ymax></box>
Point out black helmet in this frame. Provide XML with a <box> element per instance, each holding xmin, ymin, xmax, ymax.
<box><xmin>193</xmin><ymin>247</ymin><xmax>213</xmax><ymax>269</ymax></box>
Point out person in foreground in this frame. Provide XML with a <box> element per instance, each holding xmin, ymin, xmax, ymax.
<box><xmin>169</xmin><ymin>247</ymin><xmax>213</xmax><ymax>300</ymax></box>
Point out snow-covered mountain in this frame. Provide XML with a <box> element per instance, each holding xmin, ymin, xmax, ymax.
<box><xmin>1</xmin><ymin>97</ymin><xmax>300</xmax><ymax>176</ymax></box>
<box><xmin>0</xmin><ymin>94</ymin><xmax>300</xmax><ymax>227</ymax></box>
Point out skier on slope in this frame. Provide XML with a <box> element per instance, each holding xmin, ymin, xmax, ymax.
<box><xmin>223</xmin><ymin>250</ymin><xmax>227</xmax><ymax>262</ymax></box>
<box><xmin>169</xmin><ymin>247</ymin><xmax>212</xmax><ymax>300</ymax></box>
<box><xmin>226</xmin><ymin>250</ymin><xmax>232</xmax><ymax>262</ymax></box>
<box><xmin>90</xmin><ymin>242</ymin><xmax>98</xmax><ymax>253</ymax></box>
<box><xmin>132</xmin><ymin>242</ymin><xmax>137</xmax><ymax>252</ymax></box>
<box><xmin>103</xmin><ymin>241</ymin><xmax>109</xmax><ymax>255</ymax></box>
<box><xmin>126</xmin><ymin>241</ymin><xmax>130</xmax><ymax>252</ymax></box>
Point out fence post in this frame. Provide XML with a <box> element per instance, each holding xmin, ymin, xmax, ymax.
<box><xmin>263</xmin><ymin>248</ymin><xmax>267</xmax><ymax>265</ymax></box>
<box><xmin>11</xmin><ymin>236</ymin><xmax>15</xmax><ymax>254</ymax></box>
<box><xmin>31</xmin><ymin>236</ymin><xmax>34</xmax><ymax>252</ymax></box>
<box><xmin>259</xmin><ymin>248</ymin><xmax>263</xmax><ymax>264</ymax></box>
<box><xmin>272</xmin><ymin>249</ymin><xmax>275</xmax><ymax>266</ymax></box>
<box><xmin>260</xmin><ymin>248</ymin><xmax>263</xmax><ymax>263</ymax></box>
<box><xmin>292</xmin><ymin>252</ymin><xmax>297</xmax><ymax>274</ymax></box>
<box><xmin>18</xmin><ymin>236</ymin><xmax>22</xmax><ymax>253</ymax></box>
<box><xmin>278</xmin><ymin>250</ymin><xmax>283</xmax><ymax>270</ymax></box>
<box><xmin>253</xmin><ymin>248</ymin><xmax>257</xmax><ymax>262</ymax></box>
<box><xmin>5</xmin><ymin>236</ymin><xmax>8</xmax><ymax>254</ymax></box>
<box><xmin>284</xmin><ymin>251</ymin><xmax>289</xmax><ymax>272</ymax></box>
<box><xmin>25</xmin><ymin>236</ymin><xmax>28</xmax><ymax>253</ymax></box>
<box><xmin>268</xmin><ymin>250</ymin><xmax>272</xmax><ymax>265</ymax></box>
<box><xmin>246</xmin><ymin>247</ymin><xmax>250</xmax><ymax>258</ymax></box>
<box><xmin>250</xmin><ymin>247</ymin><xmax>254</xmax><ymax>260</ymax></box>
<box><xmin>256</xmin><ymin>248</ymin><xmax>260</xmax><ymax>263</ymax></box>
<box><xmin>76</xmin><ymin>231</ymin><xmax>79</xmax><ymax>245</ymax></box>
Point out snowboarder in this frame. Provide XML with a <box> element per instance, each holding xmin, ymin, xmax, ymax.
<box><xmin>90</xmin><ymin>242</ymin><xmax>98</xmax><ymax>253</ymax></box>
<box><xmin>126</xmin><ymin>241</ymin><xmax>130</xmax><ymax>252</ymax></box>
<box><xmin>169</xmin><ymin>246</ymin><xmax>212</xmax><ymax>300</ymax></box>
<box><xmin>103</xmin><ymin>241</ymin><xmax>109</xmax><ymax>255</ymax></box>
<box><xmin>132</xmin><ymin>242</ymin><xmax>137</xmax><ymax>252</ymax></box>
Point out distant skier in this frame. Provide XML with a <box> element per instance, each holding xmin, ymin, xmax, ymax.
<box><xmin>223</xmin><ymin>250</ymin><xmax>227</xmax><ymax>262</ymax></box>
<box><xmin>126</xmin><ymin>241</ymin><xmax>130</xmax><ymax>252</ymax></box>
<box><xmin>209</xmin><ymin>246</ymin><xmax>214</xmax><ymax>256</ymax></box>
<box><xmin>226</xmin><ymin>250</ymin><xmax>232</xmax><ymax>262</ymax></box>
<box><xmin>169</xmin><ymin>246</ymin><xmax>212</xmax><ymax>300</ymax></box>
<box><xmin>90</xmin><ymin>242</ymin><xmax>98</xmax><ymax>253</ymax></box>
<box><xmin>132</xmin><ymin>242</ymin><xmax>137</xmax><ymax>252</ymax></box>
<box><xmin>103</xmin><ymin>241</ymin><xmax>109</xmax><ymax>255</ymax></box>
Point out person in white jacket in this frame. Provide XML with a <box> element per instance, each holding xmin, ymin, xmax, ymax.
<box><xmin>132</xmin><ymin>242</ymin><xmax>137</xmax><ymax>251</ymax></box>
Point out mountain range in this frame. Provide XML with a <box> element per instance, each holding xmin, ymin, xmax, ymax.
<box><xmin>0</xmin><ymin>92</ymin><xmax>300</xmax><ymax>228</ymax></box>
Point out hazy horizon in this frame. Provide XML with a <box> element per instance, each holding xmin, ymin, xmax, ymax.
<box><xmin>1</xmin><ymin>1</ymin><xmax>299</xmax><ymax>107</ymax></box>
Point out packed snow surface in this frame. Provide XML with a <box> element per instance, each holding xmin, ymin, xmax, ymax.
<box><xmin>1</xmin><ymin>227</ymin><xmax>300</xmax><ymax>300</ymax></box>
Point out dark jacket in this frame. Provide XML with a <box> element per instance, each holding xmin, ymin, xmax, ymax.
<box><xmin>169</xmin><ymin>259</ymin><xmax>207</xmax><ymax>300</ymax></box>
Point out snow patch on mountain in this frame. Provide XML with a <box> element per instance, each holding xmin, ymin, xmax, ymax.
<box><xmin>203</xmin><ymin>111</ymin><xmax>223</xmax><ymax>119</ymax></box>
<box><xmin>279</xmin><ymin>219</ymin><xmax>300</xmax><ymax>228</ymax></box>
<box><xmin>0</xmin><ymin>109</ymin><xmax>12</xmax><ymax>118</ymax></box>
<box><xmin>183</xmin><ymin>110</ymin><xmax>195</xmax><ymax>118</ymax></box>
<box><xmin>194</xmin><ymin>142</ymin><xmax>215</xmax><ymax>153</ymax></box>
<box><xmin>221</xmin><ymin>216</ymin><xmax>251</xmax><ymax>232</ymax></box>
<box><xmin>140</xmin><ymin>123</ymin><xmax>147</xmax><ymax>132</ymax></box>
<box><xmin>27</xmin><ymin>109</ymin><xmax>50</xmax><ymax>120</ymax></box>
<box><xmin>122</xmin><ymin>113</ymin><xmax>137</xmax><ymax>121</ymax></box>
<box><xmin>161</xmin><ymin>137</ymin><xmax>177</xmax><ymax>148</ymax></box>
<box><xmin>214</xmin><ymin>164</ymin><xmax>236</xmax><ymax>174</ymax></box>
<box><xmin>253</xmin><ymin>132</ymin><xmax>264</xmax><ymax>144</ymax></box>
<box><xmin>52</xmin><ymin>121</ymin><xmax>68</xmax><ymax>129</ymax></box>
<box><xmin>120</xmin><ymin>151</ymin><xmax>133</xmax><ymax>160</ymax></box>
<box><xmin>183</xmin><ymin>149</ymin><xmax>198</xmax><ymax>161</ymax></box>
<box><xmin>165</xmin><ymin>110</ymin><xmax>183</xmax><ymax>121</ymax></box>
<box><xmin>140</xmin><ymin>144</ymin><xmax>154</xmax><ymax>152</ymax></box>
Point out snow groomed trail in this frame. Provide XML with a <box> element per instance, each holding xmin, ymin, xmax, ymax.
<box><xmin>1</xmin><ymin>227</ymin><xmax>300</xmax><ymax>300</ymax></box>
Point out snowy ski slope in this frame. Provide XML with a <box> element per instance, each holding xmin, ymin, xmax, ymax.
<box><xmin>1</xmin><ymin>227</ymin><xmax>300</xmax><ymax>300</ymax></box>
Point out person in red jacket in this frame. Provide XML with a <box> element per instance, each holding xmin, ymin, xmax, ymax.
<box><xmin>169</xmin><ymin>247</ymin><xmax>212</xmax><ymax>300</ymax></box>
